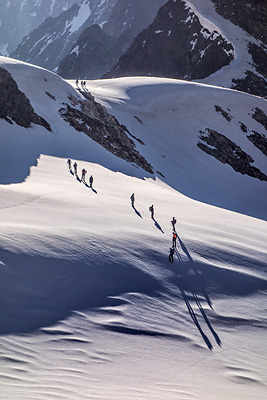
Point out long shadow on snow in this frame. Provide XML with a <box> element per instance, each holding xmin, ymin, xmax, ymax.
<box><xmin>132</xmin><ymin>205</ymin><xmax>142</xmax><ymax>218</ymax></box>
<box><xmin>172</xmin><ymin>235</ymin><xmax>221</xmax><ymax>350</ymax></box>
<box><xmin>153</xmin><ymin>217</ymin><xmax>164</xmax><ymax>234</ymax></box>
<box><xmin>0</xmin><ymin>249</ymin><xmax>162</xmax><ymax>335</ymax></box>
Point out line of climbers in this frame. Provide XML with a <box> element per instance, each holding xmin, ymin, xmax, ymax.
<box><xmin>131</xmin><ymin>192</ymin><xmax>177</xmax><ymax>262</ymax></box>
<box><xmin>67</xmin><ymin>167</ymin><xmax>176</xmax><ymax>255</ymax></box>
<box><xmin>67</xmin><ymin>158</ymin><xmax>93</xmax><ymax>188</ymax></box>
<box><xmin>75</xmin><ymin>79</ymin><xmax>87</xmax><ymax>90</ymax></box>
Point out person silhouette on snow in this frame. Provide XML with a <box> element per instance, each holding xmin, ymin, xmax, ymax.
<box><xmin>171</xmin><ymin>217</ymin><xmax>177</xmax><ymax>230</ymax></box>
<box><xmin>89</xmin><ymin>175</ymin><xmax>93</xmax><ymax>188</ymax></box>
<box><xmin>169</xmin><ymin>247</ymin><xmax>174</xmax><ymax>263</ymax></box>
<box><xmin>172</xmin><ymin>232</ymin><xmax>177</xmax><ymax>248</ymax></box>
<box><xmin>73</xmin><ymin>162</ymin><xmax>77</xmax><ymax>175</ymax></box>
<box><xmin>130</xmin><ymin>193</ymin><xmax>135</xmax><ymax>207</ymax></box>
<box><xmin>149</xmin><ymin>205</ymin><xmax>154</xmax><ymax>219</ymax></box>
<box><xmin>81</xmin><ymin>168</ymin><xmax>87</xmax><ymax>182</ymax></box>
<box><xmin>67</xmin><ymin>158</ymin><xmax>72</xmax><ymax>170</ymax></box>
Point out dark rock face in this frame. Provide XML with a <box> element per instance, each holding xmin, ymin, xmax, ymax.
<box><xmin>104</xmin><ymin>0</ymin><xmax>235</xmax><ymax>80</ymax></box>
<box><xmin>198</xmin><ymin>128</ymin><xmax>267</xmax><ymax>181</ymax></box>
<box><xmin>0</xmin><ymin>67</ymin><xmax>51</xmax><ymax>131</ymax></box>
<box><xmin>58</xmin><ymin>25</ymin><xmax>135</xmax><ymax>79</ymax></box>
<box><xmin>248</xmin><ymin>42</ymin><xmax>267</xmax><ymax>79</ymax></box>
<box><xmin>232</xmin><ymin>70</ymin><xmax>267</xmax><ymax>99</ymax></box>
<box><xmin>58</xmin><ymin>25</ymin><xmax>116</xmax><ymax>79</ymax></box>
<box><xmin>252</xmin><ymin>107</ymin><xmax>267</xmax><ymax>130</ymax></box>
<box><xmin>59</xmin><ymin>91</ymin><xmax>153</xmax><ymax>174</ymax></box>
<box><xmin>102</xmin><ymin>0</ymin><xmax>167</xmax><ymax>38</ymax></box>
<box><xmin>211</xmin><ymin>0</ymin><xmax>267</xmax><ymax>98</ymax></box>
<box><xmin>211</xmin><ymin>0</ymin><xmax>267</xmax><ymax>44</ymax></box>
<box><xmin>214</xmin><ymin>105</ymin><xmax>232</xmax><ymax>122</ymax></box>
<box><xmin>247</xmin><ymin>132</ymin><xmax>267</xmax><ymax>156</ymax></box>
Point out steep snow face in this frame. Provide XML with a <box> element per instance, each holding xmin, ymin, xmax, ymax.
<box><xmin>64</xmin><ymin>0</ymin><xmax>92</xmax><ymax>34</ymax></box>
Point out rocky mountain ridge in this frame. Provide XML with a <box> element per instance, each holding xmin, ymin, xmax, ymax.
<box><xmin>0</xmin><ymin>0</ymin><xmax>81</xmax><ymax>55</ymax></box>
<box><xmin>104</xmin><ymin>0</ymin><xmax>235</xmax><ymax>80</ymax></box>
<box><xmin>57</xmin><ymin>25</ymin><xmax>135</xmax><ymax>80</ymax></box>
<box><xmin>104</xmin><ymin>0</ymin><xmax>267</xmax><ymax>98</ymax></box>
<box><xmin>10</xmin><ymin>0</ymin><xmax>117</xmax><ymax>73</ymax></box>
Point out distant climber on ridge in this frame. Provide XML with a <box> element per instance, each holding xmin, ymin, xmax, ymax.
<box><xmin>149</xmin><ymin>205</ymin><xmax>154</xmax><ymax>219</ymax></box>
<box><xmin>67</xmin><ymin>158</ymin><xmax>71</xmax><ymax>171</ymax></box>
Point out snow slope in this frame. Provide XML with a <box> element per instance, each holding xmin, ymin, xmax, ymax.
<box><xmin>0</xmin><ymin>58</ymin><xmax>267</xmax><ymax>399</ymax></box>
<box><xmin>86</xmin><ymin>77</ymin><xmax>267</xmax><ymax>220</ymax></box>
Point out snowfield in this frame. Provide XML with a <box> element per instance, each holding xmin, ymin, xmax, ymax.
<box><xmin>0</xmin><ymin>57</ymin><xmax>267</xmax><ymax>399</ymax></box>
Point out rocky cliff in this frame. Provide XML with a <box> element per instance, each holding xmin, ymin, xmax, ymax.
<box><xmin>104</xmin><ymin>0</ymin><xmax>235</xmax><ymax>80</ymax></box>
<box><xmin>0</xmin><ymin>67</ymin><xmax>51</xmax><ymax>131</ymax></box>
<box><xmin>211</xmin><ymin>0</ymin><xmax>267</xmax><ymax>97</ymax></box>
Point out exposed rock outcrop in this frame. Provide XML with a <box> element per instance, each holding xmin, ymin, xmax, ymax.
<box><xmin>211</xmin><ymin>0</ymin><xmax>267</xmax><ymax>44</ymax></box>
<box><xmin>214</xmin><ymin>105</ymin><xmax>232</xmax><ymax>122</ymax></box>
<box><xmin>211</xmin><ymin>0</ymin><xmax>267</xmax><ymax>98</ymax></box>
<box><xmin>59</xmin><ymin>91</ymin><xmax>153</xmax><ymax>173</ymax></box>
<box><xmin>198</xmin><ymin>128</ymin><xmax>267</xmax><ymax>181</ymax></box>
<box><xmin>252</xmin><ymin>107</ymin><xmax>267</xmax><ymax>130</ymax></box>
<box><xmin>0</xmin><ymin>67</ymin><xmax>51</xmax><ymax>131</ymax></box>
<box><xmin>247</xmin><ymin>131</ymin><xmax>267</xmax><ymax>156</ymax></box>
<box><xmin>248</xmin><ymin>42</ymin><xmax>267</xmax><ymax>79</ymax></box>
<box><xmin>232</xmin><ymin>71</ymin><xmax>267</xmax><ymax>99</ymax></box>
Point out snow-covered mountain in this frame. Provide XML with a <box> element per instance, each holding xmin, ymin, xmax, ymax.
<box><xmin>105</xmin><ymin>0</ymin><xmax>235</xmax><ymax>80</ymax></box>
<box><xmin>6</xmin><ymin>0</ymin><xmax>267</xmax><ymax>96</ymax></box>
<box><xmin>0</xmin><ymin>0</ymin><xmax>81</xmax><ymax>55</ymax></box>
<box><xmin>10</xmin><ymin>0</ymin><xmax>117</xmax><ymax>72</ymax></box>
<box><xmin>58</xmin><ymin>0</ymin><xmax>167</xmax><ymax>79</ymax></box>
<box><xmin>11</xmin><ymin>0</ymin><xmax>167</xmax><ymax>78</ymax></box>
<box><xmin>0</xmin><ymin>56</ymin><xmax>266</xmax><ymax>216</ymax></box>
<box><xmin>57</xmin><ymin>24</ymin><xmax>134</xmax><ymax>80</ymax></box>
<box><xmin>0</xmin><ymin>57</ymin><xmax>267</xmax><ymax>400</ymax></box>
<box><xmin>105</xmin><ymin>0</ymin><xmax>267</xmax><ymax>98</ymax></box>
